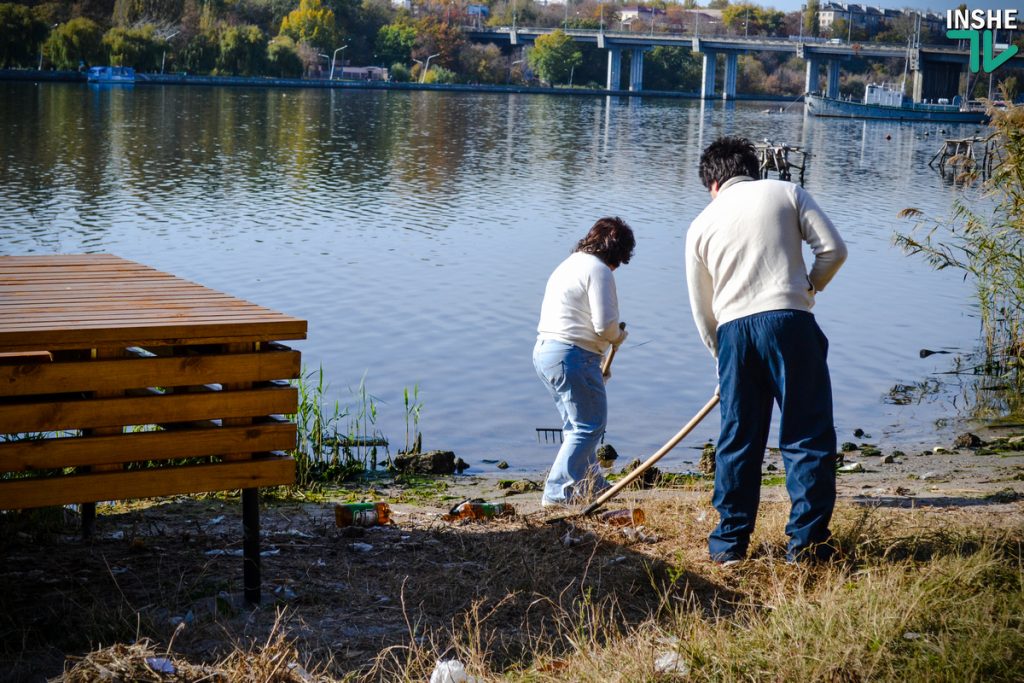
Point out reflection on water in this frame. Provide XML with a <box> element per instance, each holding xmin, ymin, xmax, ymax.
<box><xmin>0</xmin><ymin>83</ymin><xmax>988</xmax><ymax>472</ymax></box>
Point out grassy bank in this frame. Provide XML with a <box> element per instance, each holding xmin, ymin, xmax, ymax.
<box><xmin>3</xmin><ymin>490</ymin><xmax>1021</xmax><ymax>682</ymax></box>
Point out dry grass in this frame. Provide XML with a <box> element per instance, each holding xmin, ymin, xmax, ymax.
<box><xmin>2</xmin><ymin>491</ymin><xmax>1022</xmax><ymax>682</ymax></box>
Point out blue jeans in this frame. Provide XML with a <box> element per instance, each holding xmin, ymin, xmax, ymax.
<box><xmin>533</xmin><ymin>339</ymin><xmax>609</xmax><ymax>504</ymax></box>
<box><xmin>710</xmin><ymin>310</ymin><xmax>837</xmax><ymax>562</ymax></box>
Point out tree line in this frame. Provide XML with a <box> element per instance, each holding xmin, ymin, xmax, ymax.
<box><xmin>1</xmin><ymin>1</ymin><xmax>1016</xmax><ymax>94</ymax></box>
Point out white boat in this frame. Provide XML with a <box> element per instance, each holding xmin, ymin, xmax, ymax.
<box><xmin>806</xmin><ymin>83</ymin><xmax>988</xmax><ymax>124</ymax></box>
<box><xmin>87</xmin><ymin>66</ymin><xmax>136</xmax><ymax>84</ymax></box>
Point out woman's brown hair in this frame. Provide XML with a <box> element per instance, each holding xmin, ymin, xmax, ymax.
<box><xmin>574</xmin><ymin>216</ymin><xmax>635</xmax><ymax>269</ymax></box>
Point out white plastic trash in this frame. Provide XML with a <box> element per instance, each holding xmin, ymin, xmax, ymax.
<box><xmin>430</xmin><ymin>659</ymin><xmax>479</xmax><ymax>683</ymax></box>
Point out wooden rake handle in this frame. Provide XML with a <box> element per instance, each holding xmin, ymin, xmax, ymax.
<box><xmin>580</xmin><ymin>392</ymin><xmax>721</xmax><ymax>518</ymax></box>
<box><xmin>601</xmin><ymin>322</ymin><xmax>626</xmax><ymax>377</ymax></box>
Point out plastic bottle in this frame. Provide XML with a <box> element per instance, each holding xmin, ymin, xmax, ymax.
<box><xmin>598</xmin><ymin>508</ymin><xmax>645</xmax><ymax>526</ymax></box>
<box><xmin>335</xmin><ymin>502</ymin><xmax>392</xmax><ymax>527</ymax></box>
<box><xmin>443</xmin><ymin>500</ymin><xmax>515</xmax><ymax>522</ymax></box>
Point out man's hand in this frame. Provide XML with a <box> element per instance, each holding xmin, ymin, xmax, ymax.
<box><xmin>614</xmin><ymin>328</ymin><xmax>629</xmax><ymax>347</ymax></box>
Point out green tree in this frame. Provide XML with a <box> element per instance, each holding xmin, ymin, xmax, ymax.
<box><xmin>375</xmin><ymin>20</ymin><xmax>415</xmax><ymax>66</ymax></box>
<box><xmin>113</xmin><ymin>0</ymin><xmax>185</xmax><ymax>26</ymax></box>
<box><xmin>279</xmin><ymin>0</ymin><xmax>338</xmax><ymax>50</ymax></box>
<box><xmin>180</xmin><ymin>31</ymin><xmax>218</xmax><ymax>73</ymax></box>
<box><xmin>102</xmin><ymin>25</ymin><xmax>163</xmax><ymax>70</ymax></box>
<box><xmin>645</xmin><ymin>45</ymin><xmax>701</xmax><ymax>91</ymax></box>
<box><xmin>218</xmin><ymin>24</ymin><xmax>265</xmax><ymax>75</ymax></box>
<box><xmin>412</xmin><ymin>17</ymin><xmax>464</xmax><ymax>71</ymax></box>
<box><xmin>43</xmin><ymin>17</ymin><xmax>104</xmax><ymax>70</ymax></box>
<box><xmin>267</xmin><ymin>35</ymin><xmax>303</xmax><ymax>77</ymax></box>
<box><xmin>804</xmin><ymin>0</ymin><xmax>819</xmax><ymax>37</ymax></box>
<box><xmin>0</xmin><ymin>3</ymin><xmax>48</xmax><ymax>68</ymax></box>
<box><xmin>458</xmin><ymin>42</ymin><xmax>504</xmax><ymax>84</ymax></box>
<box><xmin>707</xmin><ymin>0</ymin><xmax>729</xmax><ymax>9</ymax></box>
<box><xmin>528</xmin><ymin>29</ymin><xmax>581</xmax><ymax>85</ymax></box>
<box><xmin>423</xmin><ymin>64</ymin><xmax>456</xmax><ymax>83</ymax></box>
<box><xmin>722</xmin><ymin>4</ymin><xmax>784</xmax><ymax>36</ymax></box>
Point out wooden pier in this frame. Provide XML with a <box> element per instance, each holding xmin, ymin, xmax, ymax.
<box><xmin>0</xmin><ymin>254</ymin><xmax>307</xmax><ymax>603</ymax></box>
<box><xmin>929</xmin><ymin>136</ymin><xmax>997</xmax><ymax>177</ymax></box>
<box><xmin>756</xmin><ymin>141</ymin><xmax>808</xmax><ymax>184</ymax></box>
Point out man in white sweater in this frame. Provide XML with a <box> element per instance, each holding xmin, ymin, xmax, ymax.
<box><xmin>686</xmin><ymin>137</ymin><xmax>847</xmax><ymax>564</ymax></box>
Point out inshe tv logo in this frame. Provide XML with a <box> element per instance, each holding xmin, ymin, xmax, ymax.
<box><xmin>946</xmin><ymin>9</ymin><xmax>1019</xmax><ymax>74</ymax></box>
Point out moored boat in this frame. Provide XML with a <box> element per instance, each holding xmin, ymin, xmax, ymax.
<box><xmin>805</xmin><ymin>83</ymin><xmax>988</xmax><ymax>124</ymax></box>
<box><xmin>86</xmin><ymin>66</ymin><xmax>136</xmax><ymax>84</ymax></box>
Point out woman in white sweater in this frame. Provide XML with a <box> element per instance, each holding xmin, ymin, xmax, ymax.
<box><xmin>534</xmin><ymin>217</ymin><xmax>634</xmax><ymax>507</ymax></box>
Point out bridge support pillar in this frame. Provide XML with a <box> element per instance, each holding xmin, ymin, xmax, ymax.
<box><xmin>629</xmin><ymin>48</ymin><xmax>645</xmax><ymax>92</ymax></box>
<box><xmin>912</xmin><ymin>61</ymin><xmax>963</xmax><ymax>103</ymax></box>
<box><xmin>805</xmin><ymin>58</ymin><xmax>821</xmax><ymax>94</ymax></box>
<box><xmin>722</xmin><ymin>52</ymin><xmax>739</xmax><ymax>100</ymax></box>
<box><xmin>701</xmin><ymin>50</ymin><xmax>717</xmax><ymax>99</ymax></box>
<box><xmin>606</xmin><ymin>47</ymin><xmax>621</xmax><ymax>91</ymax></box>
<box><xmin>826</xmin><ymin>60</ymin><xmax>841</xmax><ymax>99</ymax></box>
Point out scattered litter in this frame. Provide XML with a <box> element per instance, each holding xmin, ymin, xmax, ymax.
<box><xmin>145</xmin><ymin>657</ymin><xmax>176</xmax><ymax>674</ymax></box>
<box><xmin>599</xmin><ymin>508</ymin><xmax>645</xmax><ymax>526</ymax></box>
<box><xmin>109</xmin><ymin>566</ymin><xmax>129</xmax><ymax>575</ymax></box>
<box><xmin>315</xmin><ymin>558</ymin><xmax>327</xmax><ymax>567</ymax></box>
<box><xmin>349</xmin><ymin>542</ymin><xmax>374</xmax><ymax>553</ymax></box>
<box><xmin>837</xmin><ymin>462</ymin><xmax>864</xmax><ymax>473</ymax></box>
<box><xmin>430</xmin><ymin>659</ymin><xmax>479</xmax><ymax>683</ymax></box>
<box><xmin>204</xmin><ymin>547</ymin><xmax>279</xmax><ymax>557</ymax></box>
<box><xmin>903</xmin><ymin>632</ymin><xmax>922</xmax><ymax>640</ymax></box>
<box><xmin>443</xmin><ymin>499</ymin><xmax>515</xmax><ymax>522</ymax></box>
<box><xmin>336</xmin><ymin>502</ymin><xmax>391</xmax><ymax>528</ymax></box>
<box><xmin>107</xmin><ymin>531</ymin><xmax>125</xmax><ymax>540</ymax></box>
<box><xmin>654</xmin><ymin>650</ymin><xmax>690</xmax><ymax>676</ymax></box>
<box><xmin>560</xmin><ymin>526</ymin><xmax>596</xmax><ymax>547</ymax></box>
<box><xmin>273</xmin><ymin>584</ymin><xmax>298</xmax><ymax>600</ymax></box>
<box><xmin>620</xmin><ymin>526</ymin><xmax>660</xmax><ymax>544</ymax></box>
<box><xmin>921</xmin><ymin>471</ymin><xmax>940</xmax><ymax>481</ymax></box>
<box><xmin>287</xmin><ymin>662</ymin><xmax>316</xmax><ymax>682</ymax></box>
<box><xmin>207</xmin><ymin>515</ymin><xmax>225</xmax><ymax>526</ymax></box>
<box><xmin>281</xmin><ymin>529</ymin><xmax>314</xmax><ymax>538</ymax></box>
<box><xmin>932</xmin><ymin>447</ymin><xmax>949</xmax><ymax>454</ymax></box>
<box><xmin>169</xmin><ymin>610</ymin><xmax>194</xmax><ymax>627</ymax></box>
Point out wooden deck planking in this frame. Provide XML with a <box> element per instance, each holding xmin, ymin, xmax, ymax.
<box><xmin>0</xmin><ymin>254</ymin><xmax>306</xmax><ymax>352</ymax></box>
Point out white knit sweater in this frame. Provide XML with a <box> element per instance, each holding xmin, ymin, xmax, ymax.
<box><xmin>686</xmin><ymin>176</ymin><xmax>847</xmax><ymax>356</ymax></box>
<box><xmin>537</xmin><ymin>252</ymin><xmax>624</xmax><ymax>355</ymax></box>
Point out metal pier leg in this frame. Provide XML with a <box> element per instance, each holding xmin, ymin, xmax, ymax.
<box><xmin>242</xmin><ymin>487</ymin><xmax>261</xmax><ymax>605</ymax></box>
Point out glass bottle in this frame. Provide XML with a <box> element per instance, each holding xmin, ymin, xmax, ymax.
<box><xmin>599</xmin><ymin>508</ymin><xmax>645</xmax><ymax>526</ymax></box>
<box><xmin>444</xmin><ymin>500</ymin><xmax>515</xmax><ymax>521</ymax></box>
<box><xmin>335</xmin><ymin>502</ymin><xmax>392</xmax><ymax>527</ymax></box>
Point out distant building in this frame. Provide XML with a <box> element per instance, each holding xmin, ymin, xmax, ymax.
<box><xmin>619</xmin><ymin>5</ymin><xmax>667</xmax><ymax>28</ymax></box>
<box><xmin>816</xmin><ymin>3</ymin><xmax>945</xmax><ymax>39</ymax></box>
<box><xmin>341</xmin><ymin>66</ymin><xmax>389</xmax><ymax>81</ymax></box>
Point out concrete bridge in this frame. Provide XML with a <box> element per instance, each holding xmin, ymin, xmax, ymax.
<box><xmin>466</xmin><ymin>27</ymin><xmax>1024</xmax><ymax>102</ymax></box>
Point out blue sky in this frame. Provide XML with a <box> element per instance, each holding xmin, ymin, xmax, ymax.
<box><xmin>762</xmin><ymin>1</ymin><xmax>1019</xmax><ymax>12</ymax></box>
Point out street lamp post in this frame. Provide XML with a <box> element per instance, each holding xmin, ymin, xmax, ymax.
<box><xmin>799</xmin><ymin>4</ymin><xmax>804</xmax><ymax>43</ymax></box>
<box><xmin>413</xmin><ymin>52</ymin><xmax>441</xmax><ymax>83</ymax></box>
<box><xmin>745</xmin><ymin>7</ymin><xmax>749</xmax><ymax>37</ymax></box>
<box><xmin>161</xmin><ymin>30</ymin><xmax>180</xmax><ymax>74</ymax></box>
<box><xmin>329</xmin><ymin>44</ymin><xmax>348</xmax><ymax>81</ymax></box>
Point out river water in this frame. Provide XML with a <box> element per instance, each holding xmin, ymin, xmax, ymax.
<box><xmin>0</xmin><ymin>82</ymin><xmax>990</xmax><ymax>473</ymax></box>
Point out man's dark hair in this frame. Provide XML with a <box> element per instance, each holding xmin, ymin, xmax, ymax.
<box><xmin>699</xmin><ymin>136</ymin><xmax>760</xmax><ymax>190</ymax></box>
<box><xmin>574</xmin><ymin>216</ymin><xmax>635</xmax><ymax>269</ymax></box>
